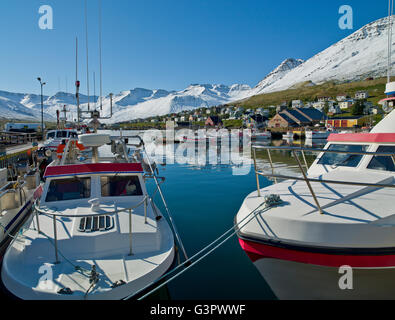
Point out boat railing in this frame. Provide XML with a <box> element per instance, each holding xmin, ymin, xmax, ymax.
<box><xmin>124</xmin><ymin>135</ymin><xmax>189</xmax><ymax>262</ymax></box>
<box><xmin>33</xmin><ymin>195</ymin><xmax>150</xmax><ymax>264</ymax></box>
<box><xmin>252</xmin><ymin>145</ymin><xmax>395</xmax><ymax>215</ymax></box>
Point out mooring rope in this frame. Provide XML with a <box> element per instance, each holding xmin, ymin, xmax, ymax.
<box><xmin>123</xmin><ymin>194</ymin><xmax>282</xmax><ymax>300</ymax></box>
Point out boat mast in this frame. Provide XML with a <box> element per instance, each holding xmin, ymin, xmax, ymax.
<box><xmin>85</xmin><ymin>0</ymin><xmax>90</xmax><ymax>111</ymax></box>
<box><xmin>99</xmin><ymin>0</ymin><xmax>103</xmax><ymax>111</ymax></box>
<box><xmin>76</xmin><ymin>37</ymin><xmax>81</xmax><ymax>130</ymax></box>
<box><xmin>388</xmin><ymin>0</ymin><xmax>394</xmax><ymax>83</ymax></box>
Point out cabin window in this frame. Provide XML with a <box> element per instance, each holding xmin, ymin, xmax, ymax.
<box><xmin>367</xmin><ymin>146</ymin><xmax>395</xmax><ymax>172</ymax></box>
<box><xmin>69</xmin><ymin>132</ymin><xmax>78</xmax><ymax>138</ymax></box>
<box><xmin>46</xmin><ymin>177</ymin><xmax>91</xmax><ymax>202</ymax></box>
<box><xmin>56</xmin><ymin>131</ymin><xmax>68</xmax><ymax>138</ymax></box>
<box><xmin>317</xmin><ymin>144</ymin><xmax>368</xmax><ymax>167</ymax></box>
<box><xmin>101</xmin><ymin>176</ymin><xmax>143</xmax><ymax>197</ymax></box>
<box><xmin>47</xmin><ymin>132</ymin><xmax>55</xmax><ymax>139</ymax></box>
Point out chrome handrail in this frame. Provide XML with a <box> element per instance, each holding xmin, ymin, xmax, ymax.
<box><xmin>253</xmin><ymin>145</ymin><xmax>395</xmax><ymax>157</ymax></box>
<box><xmin>252</xmin><ymin>145</ymin><xmax>395</xmax><ymax>215</ymax></box>
<box><xmin>125</xmin><ymin>135</ymin><xmax>189</xmax><ymax>262</ymax></box>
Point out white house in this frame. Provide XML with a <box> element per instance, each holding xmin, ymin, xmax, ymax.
<box><xmin>292</xmin><ymin>100</ymin><xmax>304</xmax><ymax>108</ymax></box>
<box><xmin>318</xmin><ymin>96</ymin><xmax>330</xmax><ymax>102</ymax></box>
<box><xmin>339</xmin><ymin>100</ymin><xmax>354</xmax><ymax>109</ymax></box>
<box><xmin>256</xmin><ymin>108</ymin><xmax>269</xmax><ymax>117</ymax></box>
<box><xmin>336</xmin><ymin>94</ymin><xmax>348</xmax><ymax>102</ymax></box>
<box><xmin>355</xmin><ymin>91</ymin><xmax>369</xmax><ymax>99</ymax></box>
<box><xmin>328</xmin><ymin>105</ymin><xmax>342</xmax><ymax>115</ymax></box>
<box><xmin>313</xmin><ymin>101</ymin><xmax>326</xmax><ymax>110</ymax></box>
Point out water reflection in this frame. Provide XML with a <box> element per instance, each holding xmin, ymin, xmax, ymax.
<box><xmin>98</xmin><ymin>130</ymin><xmax>328</xmax><ymax>178</ymax></box>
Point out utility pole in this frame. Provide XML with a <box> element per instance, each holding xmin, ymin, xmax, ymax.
<box><xmin>37</xmin><ymin>77</ymin><xmax>46</xmax><ymax>140</ymax></box>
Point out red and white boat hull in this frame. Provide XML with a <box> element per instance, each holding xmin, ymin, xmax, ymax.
<box><xmin>239</xmin><ymin>237</ymin><xmax>395</xmax><ymax>300</ymax></box>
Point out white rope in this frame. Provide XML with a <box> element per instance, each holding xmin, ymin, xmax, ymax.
<box><xmin>135</xmin><ymin>199</ymin><xmax>275</xmax><ymax>300</ymax></box>
<box><xmin>123</xmin><ymin>196</ymin><xmax>279</xmax><ymax>300</ymax></box>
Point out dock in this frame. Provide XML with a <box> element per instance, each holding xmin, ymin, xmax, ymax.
<box><xmin>0</xmin><ymin>131</ymin><xmax>38</xmax><ymax>146</ymax></box>
<box><xmin>0</xmin><ymin>143</ymin><xmax>38</xmax><ymax>169</ymax></box>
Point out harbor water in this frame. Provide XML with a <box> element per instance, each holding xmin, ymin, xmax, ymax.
<box><xmin>104</xmin><ymin>130</ymin><xmax>325</xmax><ymax>300</ymax></box>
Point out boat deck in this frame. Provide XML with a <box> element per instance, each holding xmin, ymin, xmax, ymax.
<box><xmin>237</xmin><ymin>169</ymin><xmax>395</xmax><ymax>248</ymax></box>
<box><xmin>2</xmin><ymin>200</ymin><xmax>175</xmax><ymax>299</ymax></box>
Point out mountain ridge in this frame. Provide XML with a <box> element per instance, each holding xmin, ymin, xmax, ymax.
<box><xmin>0</xmin><ymin>16</ymin><xmax>392</xmax><ymax>123</ymax></box>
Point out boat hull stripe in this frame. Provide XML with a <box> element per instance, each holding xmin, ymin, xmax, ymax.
<box><xmin>328</xmin><ymin>133</ymin><xmax>395</xmax><ymax>143</ymax></box>
<box><xmin>239</xmin><ymin>238</ymin><xmax>395</xmax><ymax>268</ymax></box>
<box><xmin>44</xmin><ymin>163</ymin><xmax>144</xmax><ymax>178</ymax></box>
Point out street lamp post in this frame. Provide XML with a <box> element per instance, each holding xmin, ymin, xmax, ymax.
<box><xmin>37</xmin><ymin>77</ymin><xmax>46</xmax><ymax>140</ymax></box>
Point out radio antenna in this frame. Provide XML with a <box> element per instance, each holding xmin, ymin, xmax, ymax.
<box><xmin>85</xmin><ymin>0</ymin><xmax>90</xmax><ymax>110</ymax></box>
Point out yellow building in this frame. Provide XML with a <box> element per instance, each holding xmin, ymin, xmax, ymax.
<box><xmin>325</xmin><ymin>116</ymin><xmax>369</xmax><ymax>128</ymax></box>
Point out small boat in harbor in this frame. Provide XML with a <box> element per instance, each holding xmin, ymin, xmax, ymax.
<box><xmin>1</xmin><ymin>132</ymin><xmax>183</xmax><ymax>299</ymax></box>
<box><xmin>250</xmin><ymin>130</ymin><xmax>271</xmax><ymax>140</ymax></box>
<box><xmin>282</xmin><ymin>131</ymin><xmax>293</xmax><ymax>140</ymax></box>
<box><xmin>42</xmin><ymin>129</ymin><xmax>79</xmax><ymax>151</ymax></box>
<box><xmin>235</xmin><ymin>106</ymin><xmax>395</xmax><ymax>299</ymax></box>
<box><xmin>305</xmin><ymin>129</ymin><xmax>337</xmax><ymax>139</ymax></box>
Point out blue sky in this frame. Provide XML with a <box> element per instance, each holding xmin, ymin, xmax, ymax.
<box><xmin>0</xmin><ymin>0</ymin><xmax>388</xmax><ymax>96</ymax></box>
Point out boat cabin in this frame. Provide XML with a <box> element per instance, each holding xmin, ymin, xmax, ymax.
<box><xmin>307</xmin><ymin>133</ymin><xmax>395</xmax><ymax>177</ymax></box>
<box><xmin>42</xmin><ymin>162</ymin><xmax>146</xmax><ymax>208</ymax></box>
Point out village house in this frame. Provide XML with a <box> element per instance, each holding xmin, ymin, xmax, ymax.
<box><xmin>327</xmin><ymin>105</ymin><xmax>342</xmax><ymax>115</ymax></box>
<box><xmin>363</xmin><ymin>102</ymin><xmax>374</xmax><ymax>115</ymax></box>
<box><xmin>336</xmin><ymin>94</ymin><xmax>348</xmax><ymax>102</ymax></box>
<box><xmin>292</xmin><ymin>100</ymin><xmax>304</xmax><ymax>108</ymax></box>
<box><xmin>256</xmin><ymin>108</ymin><xmax>270</xmax><ymax>117</ymax></box>
<box><xmin>268</xmin><ymin>108</ymin><xmax>325</xmax><ymax>128</ymax></box>
<box><xmin>339</xmin><ymin>100</ymin><xmax>354</xmax><ymax>109</ymax></box>
<box><xmin>312</xmin><ymin>101</ymin><xmax>326</xmax><ymax>111</ymax></box>
<box><xmin>229</xmin><ymin>110</ymin><xmax>243</xmax><ymax>120</ymax></box>
<box><xmin>317</xmin><ymin>96</ymin><xmax>331</xmax><ymax>103</ymax></box>
<box><xmin>276</xmin><ymin>105</ymin><xmax>287</xmax><ymax>113</ymax></box>
<box><xmin>355</xmin><ymin>91</ymin><xmax>369</xmax><ymax>99</ymax></box>
<box><xmin>205</xmin><ymin>116</ymin><xmax>223</xmax><ymax>127</ymax></box>
<box><xmin>326</xmin><ymin>116</ymin><xmax>370</xmax><ymax>128</ymax></box>
<box><xmin>244</xmin><ymin>114</ymin><xmax>268</xmax><ymax>130</ymax></box>
<box><xmin>368</xmin><ymin>106</ymin><xmax>383</xmax><ymax>115</ymax></box>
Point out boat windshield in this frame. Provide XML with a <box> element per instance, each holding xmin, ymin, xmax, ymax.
<box><xmin>47</xmin><ymin>132</ymin><xmax>55</xmax><ymax>139</ymax></box>
<box><xmin>317</xmin><ymin>144</ymin><xmax>368</xmax><ymax>167</ymax></box>
<box><xmin>46</xmin><ymin>177</ymin><xmax>91</xmax><ymax>202</ymax></box>
<box><xmin>367</xmin><ymin>146</ymin><xmax>395</xmax><ymax>172</ymax></box>
<box><xmin>56</xmin><ymin>131</ymin><xmax>69</xmax><ymax>138</ymax></box>
<box><xmin>101</xmin><ymin>176</ymin><xmax>143</xmax><ymax>197</ymax></box>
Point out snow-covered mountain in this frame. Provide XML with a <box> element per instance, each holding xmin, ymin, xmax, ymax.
<box><xmin>0</xmin><ymin>96</ymin><xmax>53</xmax><ymax>121</ymax></box>
<box><xmin>249</xmin><ymin>58</ymin><xmax>305</xmax><ymax>96</ymax></box>
<box><xmin>251</xmin><ymin>16</ymin><xmax>394</xmax><ymax>94</ymax></box>
<box><xmin>101</xmin><ymin>84</ymin><xmax>252</xmax><ymax>123</ymax></box>
<box><xmin>0</xmin><ymin>84</ymin><xmax>251</xmax><ymax>123</ymax></box>
<box><xmin>0</xmin><ymin>16</ymin><xmax>393</xmax><ymax>123</ymax></box>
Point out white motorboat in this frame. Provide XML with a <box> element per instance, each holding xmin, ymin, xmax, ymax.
<box><xmin>250</xmin><ymin>130</ymin><xmax>271</xmax><ymax>140</ymax></box>
<box><xmin>235</xmin><ymin>108</ymin><xmax>395</xmax><ymax>299</ymax></box>
<box><xmin>1</xmin><ymin>133</ymin><xmax>184</xmax><ymax>299</ymax></box>
<box><xmin>42</xmin><ymin>129</ymin><xmax>79</xmax><ymax>152</ymax></box>
<box><xmin>282</xmin><ymin>131</ymin><xmax>293</xmax><ymax>140</ymax></box>
<box><xmin>305</xmin><ymin>129</ymin><xmax>337</xmax><ymax>139</ymax></box>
